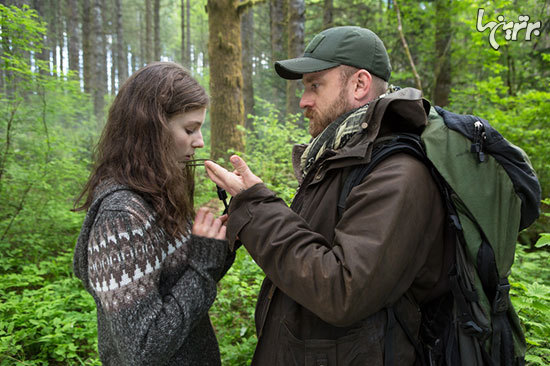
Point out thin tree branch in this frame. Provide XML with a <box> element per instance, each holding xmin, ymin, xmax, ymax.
<box><xmin>0</xmin><ymin>181</ymin><xmax>34</xmax><ymax>242</ymax></box>
<box><xmin>394</xmin><ymin>0</ymin><xmax>422</xmax><ymax>92</ymax></box>
<box><xmin>0</xmin><ymin>99</ymin><xmax>22</xmax><ymax>184</ymax></box>
<box><xmin>237</xmin><ymin>0</ymin><xmax>266</xmax><ymax>15</ymax></box>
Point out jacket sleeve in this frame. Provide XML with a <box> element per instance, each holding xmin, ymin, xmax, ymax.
<box><xmin>226</xmin><ymin>154</ymin><xmax>444</xmax><ymax>326</ymax></box>
<box><xmin>87</xmin><ymin>209</ymin><xmax>230</xmax><ymax>366</ymax></box>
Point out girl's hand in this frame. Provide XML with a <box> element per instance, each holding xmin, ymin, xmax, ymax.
<box><xmin>192</xmin><ymin>207</ymin><xmax>227</xmax><ymax>240</ymax></box>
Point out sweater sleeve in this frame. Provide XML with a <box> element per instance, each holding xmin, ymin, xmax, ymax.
<box><xmin>87</xmin><ymin>208</ymin><xmax>229</xmax><ymax>366</ymax></box>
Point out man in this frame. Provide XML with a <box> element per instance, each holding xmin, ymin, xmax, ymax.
<box><xmin>205</xmin><ymin>26</ymin><xmax>450</xmax><ymax>365</ymax></box>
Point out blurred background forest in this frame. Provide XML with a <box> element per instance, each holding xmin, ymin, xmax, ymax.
<box><xmin>0</xmin><ymin>0</ymin><xmax>549</xmax><ymax>365</ymax></box>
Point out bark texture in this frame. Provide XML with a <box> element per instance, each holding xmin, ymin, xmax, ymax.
<box><xmin>432</xmin><ymin>0</ymin><xmax>452</xmax><ymax>106</ymax></box>
<box><xmin>241</xmin><ymin>3</ymin><xmax>255</xmax><ymax>130</ymax></box>
<box><xmin>66</xmin><ymin>0</ymin><xmax>80</xmax><ymax>78</ymax></box>
<box><xmin>115</xmin><ymin>0</ymin><xmax>128</xmax><ymax>86</ymax></box>
<box><xmin>286</xmin><ymin>0</ymin><xmax>305</xmax><ymax>118</ymax></box>
<box><xmin>207</xmin><ymin>0</ymin><xmax>245</xmax><ymax>160</ymax></box>
<box><xmin>270</xmin><ymin>0</ymin><xmax>286</xmax><ymax>113</ymax></box>
<box><xmin>145</xmin><ymin>0</ymin><xmax>153</xmax><ymax>63</ymax></box>
<box><xmin>154</xmin><ymin>0</ymin><xmax>161</xmax><ymax>60</ymax></box>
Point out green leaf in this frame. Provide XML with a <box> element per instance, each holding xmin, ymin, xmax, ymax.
<box><xmin>535</xmin><ymin>233</ymin><xmax>550</xmax><ymax>248</ymax></box>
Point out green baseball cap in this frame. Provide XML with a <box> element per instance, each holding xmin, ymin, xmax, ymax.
<box><xmin>275</xmin><ymin>26</ymin><xmax>391</xmax><ymax>81</ymax></box>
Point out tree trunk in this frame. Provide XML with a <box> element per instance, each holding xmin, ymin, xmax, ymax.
<box><xmin>91</xmin><ymin>0</ymin><xmax>107</xmax><ymax>125</ymax></box>
<box><xmin>207</xmin><ymin>0</ymin><xmax>245</xmax><ymax>161</ymax></box>
<box><xmin>145</xmin><ymin>0</ymin><xmax>153</xmax><ymax>63</ymax></box>
<box><xmin>241</xmin><ymin>2</ymin><xmax>255</xmax><ymax>130</ymax></box>
<box><xmin>82</xmin><ymin>0</ymin><xmax>92</xmax><ymax>92</ymax></box>
<box><xmin>286</xmin><ymin>0</ymin><xmax>305</xmax><ymax>118</ymax></box>
<box><xmin>0</xmin><ymin>33</ymin><xmax>3</xmax><ymax>94</ymax></box>
<box><xmin>186</xmin><ymin>0</ymin><xmax>191</xmax><ymax>67</ymax></box>
<box><xmin>102</xmin><ymin>0</ymin><xmax>109</xmax><ymax>94</ymax></box>
<box><xmin>181</xmin><ymin>0</ymin><xmax>185</xmax><ymax>65</ymax></box>
<box><xmin>48</xmin><ymin>0</ymin><xmax>58</xmax><ymax>76</ymax></box>
<box><xmin>66</xmin><ymin>0</ymin><xmax>80</xmax><ymax>79</ymax></box>
<box><xmin>323</xmin><ymin>0</ymin><xmax>333</xmax><ymax>29</ymax></box>
<box><xmin>154</xmin><ymin>0</ymin><xmax>161</xmax><ymax>60</ymax></box>
<box><xmin>270</xmin><ymin>0</ymin><xmax>286</xmax><ymax>113</ymax></box>
<box><xmin>56</xmin><ymin>0</ymin><xmax>65</xmax><ymax>76</ymax></box>
<box><xmin>432</xmin><ymin>0</ymin><xmax>452</xmax><ymax>106</ymax></box>
<box><xmin>33</xmin><ymin>0</ymin><xmax>50</xmax><ymax>75</ymax></box>
<box><xmin>115</xmin><ymin>0</ymin><xmax>127</xmax><ymax>87</ymax></box>
<box><xmin>139</xmin><ymin>10</ymin><xmax>145</xmax><ymax>67</ymax></box>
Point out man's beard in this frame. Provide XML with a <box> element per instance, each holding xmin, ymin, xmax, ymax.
<box><xmin>306</xmin><ymin>89</ymin><xmax>351</xmax><ymax>138</ymax></box>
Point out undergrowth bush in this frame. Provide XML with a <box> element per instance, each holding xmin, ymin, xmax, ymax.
<box><xmin>510</xmin><ymin>244</ymin><xmax>550</xmax><ymax>365</ymax></box>
<box><xmin>0</xmin><ymin>251</ymin><xmax>99</xmax><ymax>366</ymax></box>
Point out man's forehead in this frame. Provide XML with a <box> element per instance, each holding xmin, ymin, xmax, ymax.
<box><xmin>302</xmin><ymin>67</ymin><xmax>338</xmax><ymax>83</ymax></box>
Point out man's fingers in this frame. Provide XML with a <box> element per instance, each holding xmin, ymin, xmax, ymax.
<box><xmin>230</xmin><ymin>155</ymin><xmax>250</xmax><ymax>177</ymax></box>
<box><xmin>204</xmin><ymin>161</ymin><xmax>226</xmax><ymax>188</ymax></box>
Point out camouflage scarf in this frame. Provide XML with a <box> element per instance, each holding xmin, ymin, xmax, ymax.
<box><xmin>300</xmin><ymin>103</ymin><xmax>369</xmax><ymax>177</ymax></box>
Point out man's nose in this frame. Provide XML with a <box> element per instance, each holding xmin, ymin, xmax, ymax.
<box><xmin>300</xmin><ymin>93</ymin><xmax>313</xmax><ymax>109</ymax></box>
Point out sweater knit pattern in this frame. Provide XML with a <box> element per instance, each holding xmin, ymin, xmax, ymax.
<box><xmin>86</xmin><ymin>193</ymin><xmax>191</xmax><ymax>312</ymax></box>
<box><xmin>73</xmin><ymin>181</ymin><xmax>233</xmax><ymax>366</ymax></box>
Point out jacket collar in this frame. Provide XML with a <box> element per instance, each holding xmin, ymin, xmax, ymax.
<box><xmin>292</xmin><ymin>87</ymin><xmax>430</xmax><ymax>184</ymax></box>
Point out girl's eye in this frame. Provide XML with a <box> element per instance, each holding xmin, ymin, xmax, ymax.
<box><xmin>185</xmin><ymin>129</ymin><xmax>194</xmax><ymax>135</ymax></box>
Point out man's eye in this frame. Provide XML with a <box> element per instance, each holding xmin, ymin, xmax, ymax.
<box><xmin>311</xmin><ymin>83</ymin><xmax>319</xmax><ymax>89</ymax></box>
<box><xmin>185</xmin><ymin>129</ymin><xmax>194</xmax><ymax>134</ymax></box>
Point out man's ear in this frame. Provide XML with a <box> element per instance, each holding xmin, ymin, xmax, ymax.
<box><xmin>353</xmin><ymin>69</ymin><xmax>372</xmax><ymax>102</ymax></box>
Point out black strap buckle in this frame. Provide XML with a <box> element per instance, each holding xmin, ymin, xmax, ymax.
<box><xmin>492</xmin><ymin>279</ymin><xmax>511</xmax><ymax>315</ymax></box>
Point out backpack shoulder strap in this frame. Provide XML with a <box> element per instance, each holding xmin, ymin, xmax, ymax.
<box><xmin>337</xmin><ymin>133</ymin><xmax>427</xmax><ymax>218</ymax></box>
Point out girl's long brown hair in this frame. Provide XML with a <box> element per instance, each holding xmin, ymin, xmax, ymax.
<box><xmin>74</xmin><ymin>62</ymin><xmax>209</xmax><ymax>236</ymax></box>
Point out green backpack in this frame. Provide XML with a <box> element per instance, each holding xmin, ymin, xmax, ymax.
<box><xmin>338</xmin><ymin>106</ymin><xmax>541</xmax><ymax>366</ymax></box>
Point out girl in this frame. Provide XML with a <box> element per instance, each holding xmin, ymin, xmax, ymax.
<box><xmin>73</xmin><ymin>62</ymin><xmax>233</xmax><ymax>366</ymax></box>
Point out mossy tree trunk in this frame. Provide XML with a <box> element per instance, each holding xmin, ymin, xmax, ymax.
<box><xmin>432</xmin><ymin>0</ymin><xmax>452</xmax><ymax>106</ymax></box>
<box><xmin>286</xmin><ymin>0</ymin><xmax>305</xmax><ymax>119</ymax></box>
<box><xmin>241</xmin><ymin>2</ymin><xmax>255</xmax><ymax>130</ymax></box>
<box><xmin>270</xmin><ymin>0</ymin><xmax>286</xmax><ymax>114</ymax></box>
<box><xmin>207</xmin><ymin>0</ymin><xmax>245</xmax><ymax>161</ymax></box>
<box><xmin>145</xmin><ymin>0</ymin><xmax>153</xmax><ymax>63</ymax></box>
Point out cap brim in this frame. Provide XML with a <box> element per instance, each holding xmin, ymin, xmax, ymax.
<box><xmin>275</xmin><ymin>57</ymin><xmax>340</xmax><ymax>80</ymax></box>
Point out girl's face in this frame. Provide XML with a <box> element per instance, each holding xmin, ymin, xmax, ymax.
<box><xmin>168</xmin><ymin>107</ymin><xmax>206</xmax><ymax>162</ymax></box>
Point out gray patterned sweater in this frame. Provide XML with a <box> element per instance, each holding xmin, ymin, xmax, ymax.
<box><xmin>73</xmin><ymin>181</ymin><xmax>235</xmax><ymax>366</ymax></box>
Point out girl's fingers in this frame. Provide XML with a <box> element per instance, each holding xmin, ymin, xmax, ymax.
<box><xmin>195</xmin><ymin>207</ymin><xmax>208</xmax><ymax>225</ymax></box>
<box><xmin>208</xmin><ymin>217</ymin><xmax>222</xmax><ymax>237</ymax></box>
<box><xmin>216</xmin><ymin>225</ymin><xmax>227</xmax><ymax>241</ymax></box>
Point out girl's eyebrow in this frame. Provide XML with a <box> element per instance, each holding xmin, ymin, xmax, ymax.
<box><xmin>184</xmin><ymin>120</ymin><xmax>203</xmax><ymax>127</ymax></box>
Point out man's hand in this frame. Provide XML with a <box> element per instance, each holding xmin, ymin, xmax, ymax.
<box><xmin>204</xmin><ymin>155</ymin><xmax>263</xmax><ymax>196</ymax></box>
<box><xmin>192</xmin><ymin>207</ymin><xmax>227</xmax><ymax>240</ymax></box>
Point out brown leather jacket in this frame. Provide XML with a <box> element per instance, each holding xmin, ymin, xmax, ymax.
<box><xmin>226</xmin><ymin>89</ymin><xmax>451</xmax><ymax>366</ymax></box>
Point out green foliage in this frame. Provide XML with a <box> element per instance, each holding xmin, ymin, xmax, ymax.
<box><xmin>210</xmin><ymin>249</ymin><xmax>264</xmax><ymax>365</ymax></box>
<box><xmin>242</xmin><ymin>98</ymin><xmax>310</xmax><ymax>203</ymax></box>
<box><xmin>0</xmin><ymin>1</ymin><xmax>549</xmax><ymax>365</ymax></box>
<box><xmin>510</xmin><ymin>245</ymin><xmax>550</xmax><ymax>365</ymax></box>
<box><xmin>0</xmin><ymin>252</ymin><xmax>100</xmax><ymax>366</ymax></box>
